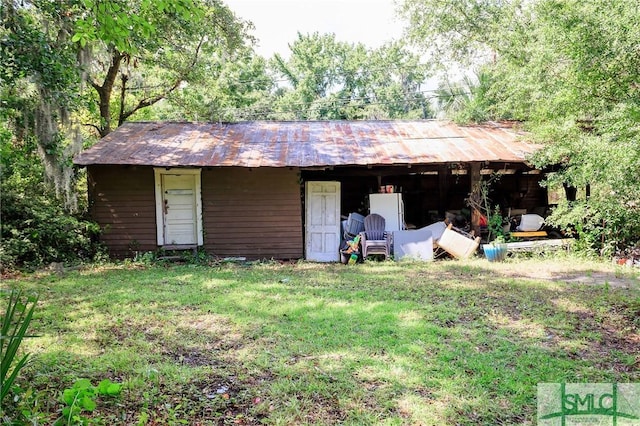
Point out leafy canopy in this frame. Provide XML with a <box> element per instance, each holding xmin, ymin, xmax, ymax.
<box><xmin>269</xmin><ymin>33</ymin><xmax>433</xmax><ymax>120</ymax></box>
<box><xmin>401</xmin><ymin>0</ymin><xmax>640</xmax><ymax>253</ymax></box>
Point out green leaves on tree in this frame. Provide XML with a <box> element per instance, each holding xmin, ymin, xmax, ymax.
<box><xmin>401</xmin><ymin>0</ymin><xmax>640</xmax><ymax>252</ymax></box>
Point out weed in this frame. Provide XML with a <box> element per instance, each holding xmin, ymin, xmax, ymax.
<box><xmin>56</xmin><ymin>378</ymin><xmax>122</xmax><ymax>425</ymax></box>
<box><xmin>1</xmin><ymin>289</ymin><xmax>37</xmax><ymax>405</ymax></box>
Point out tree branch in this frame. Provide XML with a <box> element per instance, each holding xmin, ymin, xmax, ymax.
<box><xmin>91</xmin><ymin>50</ymin><xmax>125</xmax><ymax>136</ymax></box>
<box><xmin>118</xmin><ymin>36</ymin><xmax>206</xmax><ymax>125</ymax></box>
<box><xmin>82</xmin><ymin>122</ymin><xmax>102</xmax><ymax>136</ymax></box>
<box><xmin>118</xmin><ymin>73</ymin><xmax>128</xmax><ymax>126</ymax></box>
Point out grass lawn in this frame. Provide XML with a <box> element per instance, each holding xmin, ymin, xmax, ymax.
<box><xmin>3</xmin><ymin>257</ymin><xmax>639</xmax><ymax>425</ymax></box>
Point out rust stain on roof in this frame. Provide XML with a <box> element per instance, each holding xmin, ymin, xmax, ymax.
<box><xmin>74</xmin><ymin>120</ymin><xmax>538</xmax><ymax>168</ymax></box>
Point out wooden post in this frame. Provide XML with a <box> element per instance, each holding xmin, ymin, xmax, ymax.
<box><xmin>470</xmin><ymin>162</ymin><xmax>482</xmax><ymax>237</ymax></box>
<box><xmin>437</xmin><ymin>164</ymin><xmax>449</xmax><ymax>219</ymax></box>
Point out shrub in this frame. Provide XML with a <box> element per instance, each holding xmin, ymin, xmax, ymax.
<box><xmin>0</xmin><ymin>137</ymin><xmax>105</xmax><ymax>272</ymax></box>
<box><xmin>0</xmin><ymin>172</ymin><xmax>104</xmax><ymax>272</ymax></box>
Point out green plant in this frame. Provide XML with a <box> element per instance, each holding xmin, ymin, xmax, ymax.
<box><xmin>0</xmin><ymin>170</ymin><xmax>105</xmax><ymax>271</ymax></box>
<box><xmin>0</xmin><ymin>137</ymin><xmax>105</xmax><ymax>272</ymax></box>
<box><xmin>57</xmin><ymin>378</ymin><xmax>122</xmax><ymax>425</ymax></box>
<box><xmin>1</xmin><ymin>289</ymin><xmax>38</xmax><ymax>406</ymax></box>
<box><xmin>487</xmin><ymin>205</ymin><xmax>507</xmax><ymax>243</ymax></box>
<box><xmin>466</xmin><ymin>175</ymin><xmax>507</xmax><ymax>243</ymax></box>
<box><xmin>491</xmin><ymin>234</ymin><xmax>506</xmax><ymax>245</ymax></box>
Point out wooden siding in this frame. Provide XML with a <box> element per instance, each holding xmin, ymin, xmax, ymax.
<box><xmin>86</xmin><ymin>163</ymin><xmax>545</xmax><ymax>260</ymax></box>
<box><xmin>88</xmin><ymin>166</ymin><xmax>304</xmax><ymax>260</ymax></box>
<box><xmin>201</xmin><ymin>167</ymin><xmax>303</xmax><ymax>259</ymax></box>
<box><xmin>88</xmin><ymin>166</ymin><xmax>157</xmax><ymax>258</ymax></box>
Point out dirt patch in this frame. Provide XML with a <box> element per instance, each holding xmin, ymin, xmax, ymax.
<box><xmin>476</xmin><ymin>258</ymin><xmax>640</xmax><ymax>289</ymax></box>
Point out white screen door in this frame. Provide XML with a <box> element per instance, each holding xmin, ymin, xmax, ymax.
<box><xmin>305</xmin><ymin>181</ymin><xmax>340</xmax><ymax>262</ymax></box>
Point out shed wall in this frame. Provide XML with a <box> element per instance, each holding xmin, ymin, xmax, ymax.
<box><xmin>201</xmin><ymin>167</ymin><xmax>303</xmax><ymax>259</ymax></box>
<box><xmin>88</xmin><ymin>166</ymin><xmax>157</xmax><ymax>257</ymax></box>
<box><xmin>88</xmin><ymin>166</ymin><xmax>304</xmax><ymax>259</ymax></box>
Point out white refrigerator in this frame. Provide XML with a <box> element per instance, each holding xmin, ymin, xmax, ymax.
<box><xmin>369</xmin><ymin>193</ymin><xmax>405</xmax><ymax>231</ymax></box>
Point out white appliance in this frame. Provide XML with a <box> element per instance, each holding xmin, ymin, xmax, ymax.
<box><xmin>369</xmin><ymin>193</ymin><xmax>405</xmax><ymax>231</ymax></box>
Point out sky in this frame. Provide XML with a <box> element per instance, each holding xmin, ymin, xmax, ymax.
<box><xmin>224</xmin><ymin>0</ymin><xmax>406</xmax><ymax>59</ymax></box>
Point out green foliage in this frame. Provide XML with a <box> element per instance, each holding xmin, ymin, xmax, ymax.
<box><xmin>1</xmin><ymin>2</ymin><xmax>80</xmax><ymax>101</ymax></box>
<box><xmin>402</xmin><ymin>0</ymin><xmax>640</xmax><ymax>254</ymax></box>
<box><xmin>1</xmin><ymin>0</ymin><xmax>252</xmax><ymax>214</ymax></box>
<box><xmin>147</xmin><ymin>47</ymin><xmax>274</xmax><ymax>122</ymax></box>
<box><xmin>0</xmin><ymin>139</ymin><xmax>105</xmax><ymax>271</ymax></box>
<box><xmin>81</xmin><ymin>0</ymin><xmax>250</xmax><ymax>135</ymax></box>
<box><xmin>400</xmin><ymin>0</ymin><xmax>513</xmax><ymax>66</ymax></box>
<box><xmin>268</xmin><ymin>34</ymin><xmax>432</xmax><ymax>120</ymax></box>
<box><xmin>436</xmin><ymin>71</ymin><xmax>504</xmax><ymax>123</ymax></box>
<box><xmin>487</xmin><ymin>205</ymin><xmax>507</xmax><ymax>243</ymax></box>
<box><xmin>57</xmin><ymin>378</ymin><xmax>122</xmax><ymax>425</ymax></box>
<box><xmin>1</xmin><ymin>289</ymin><xmax>37</xmax><ymax>406</ymax></box>
<box><xmin>0</xmin><ymin>176</ymin><xmax>104</xmax><ymax>271</ymax></box>
<box><xmin>71</xmin><ymin>0</ymin><xmax>211</xmax><ymax>54</ymax></box>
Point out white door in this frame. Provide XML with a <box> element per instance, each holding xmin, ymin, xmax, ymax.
<box><xmin>305</xmin><ymin>181</ymin><xmax>341</xmax><ymax>262</ymax></box>
<box><xmin>157</xmin><ymin>172</ymin><xmax>201</xmax><ymax>246</ymax></box>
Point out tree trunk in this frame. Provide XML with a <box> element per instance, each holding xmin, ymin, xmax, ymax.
<box><xmin>92</xmin><ymin>51</ymin><xmax>124</xmax><ymax>137</ymax></box>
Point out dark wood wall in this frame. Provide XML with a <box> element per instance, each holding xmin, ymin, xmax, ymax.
<box><xmin>201</xmin><ymin>167</ymin><xmax>303</xmax><ymax>259</ymax></box>
<box><xmin>87</xmin><ymin>166</ymin><xmax>303</xmax><ymax>259</ymax></box>
<box><xmin>87</xmin><ymin>165</ymin><xmax>157</xmax><ymax>257</ymax></box>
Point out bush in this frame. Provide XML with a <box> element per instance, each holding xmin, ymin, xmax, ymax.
<box><xmin>1</xmin><ymin>172</ymin><xmax>105</xmax><ymax>272</ymax></box>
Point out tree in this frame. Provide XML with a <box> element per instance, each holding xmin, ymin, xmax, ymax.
<box><xmin>142</xmin><ymin>47</ymin><xmax>275</xmax><ymax>122</ymax></box>
<box><xmin>74</xmin><ymin>0</ymin><xmax>248</xmax><ymax>136</ymax></box>
<box><xmin>269</xmin><ymin>33</ymin><xmax>432</xmax><ymax>120</ymax></box>
<box><xmin>399</xmin><ymin>0</ymin><xmax>517</xmax><ymax>66</ymax></box>
<box><xmin>435</xmin><ymin>70</ymin><xmax>497</xmax><ymax>123</ymax></box>
<box><xmin>400</xmin><ymin>0</ymin><xmax>640</xmax><ymax>253</ymax></box>
<box><xmin>0</xmin><ymin>0</ymin><xmax>252</xmax><ymax>268</ymax></box>
<box><xmin>366</xmin><ymin>41</ymin><xmax>432</xmax><ymax>119</ymax></box>
<box><xmin>1</xmin><ymin>0</ymin><xmax>250</xmax><ymax>208</ymax></box>
<box><xmin>1</xmin><ymin>1</ymin><xmax>85</xmax><ymax>209</ymax></box>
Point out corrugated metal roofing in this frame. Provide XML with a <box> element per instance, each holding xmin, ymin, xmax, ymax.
<box><xmin>73</xmin><ymin>120</ymin><xmax>538</xmax><ymax>168</ymax></box>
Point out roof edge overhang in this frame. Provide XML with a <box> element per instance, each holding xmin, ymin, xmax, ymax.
<box><xmin>76</xmin><ymin>160</ymin><xmax>538</xmax><ymax>170</ymax></box>
<box><xmin>73</xmin><ymin>120</ymin><xmax>540</xmax><ymax>168</ymax></box>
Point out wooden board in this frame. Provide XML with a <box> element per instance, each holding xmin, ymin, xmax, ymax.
<box><xmin>505</xmin><ymin>239</ymin><xmax>573</xmax><ymax>251</ymax></box>
<box><xmin>510</xmin><ymin>231</ymin><xmax>548</xmax><ymax>238</ymax></box>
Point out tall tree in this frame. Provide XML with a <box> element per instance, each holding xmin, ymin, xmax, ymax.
<box><xmin>269</xmin><ymin>33</ymin><xmax>432</xmax><ymax>120</ymax></box>
<box><xmin>136</xmin><ymin>47</ymin><xmax>274</xmax><ymax>122</ymax></box>
<box><xmin>2</xmin><ymin>1</ymin><xmax>85</xmax><ymax>208</ymax></box>
<box><xmin>74</xmin><ymin>0</ymin><xmax>248</xmax><ymax>136</ymax></box>
<box><xmin>1</xmin><ymin>0</ymin><xmax>250</xmax><ymax>208</ymax></box>
<box><xmin>400</xmin><ymin>0</ymin><xmax>640</xmax><ymax>253</ymax></box>
<box><xmin>435</xmin><ymin>70</ymin><xmax>496</xmax><ymax>123</ymax></box>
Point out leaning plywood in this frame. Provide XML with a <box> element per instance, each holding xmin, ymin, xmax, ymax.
<box><xmin>393</xmin><ymin>229</ymin><xmax>434</xmax><ymax>261</ymax></box>
<box><xmin>436</xmin><ymin>224</ymin><xmax>481</xmax><ymax>259</ymax></box>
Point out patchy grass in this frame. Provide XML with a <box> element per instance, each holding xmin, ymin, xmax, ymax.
<box><xmin>3</xmin><ymin>257</ymin><xmax>639</xmax><ymax>425</ymax></box>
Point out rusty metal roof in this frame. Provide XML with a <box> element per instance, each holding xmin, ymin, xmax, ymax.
<box><xmin>73</xmin><ymin>120</ymin><xmax>538</xmax><ymax>168</ymax></box>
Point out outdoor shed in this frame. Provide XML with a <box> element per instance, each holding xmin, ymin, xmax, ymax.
<box><xmin>74</xmin><ymin>120</ymin><xmax>544</xmax><ymax>261</ymax></box>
